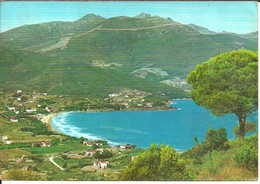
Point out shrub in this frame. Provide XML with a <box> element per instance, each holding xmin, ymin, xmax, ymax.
<box><xmin>61</xmin><ymin>155</ymin><xmax>68</xmax><ymax>160</ymax></box>
<box><xmin>205</xmin><ymin>127</ymin><xmax>229</xmax><ymax>151</ymax></box>
<box><xmin>120</xmin><ymin>144</ymin><xmax>192</xmax><ymax>181</ymax></box>
<box><xmin>234</xmin><ymin>145</ymin><xmax>258</xmax><ymax>171</ymax></box>
<box><xmin>51</xmin><ymin>138</ymin><xmax>60</xmax><ymax>146</ymax></box>
<box><xmin>62</xmin><ymin>162</ymin><xmax>68</xmax><ymax>168</ymax></box>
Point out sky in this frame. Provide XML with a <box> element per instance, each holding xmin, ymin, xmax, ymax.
<box><xmin>0</xmin><ymin>1</ymin><xmax>258</xmax><ymax>34</ymax></box>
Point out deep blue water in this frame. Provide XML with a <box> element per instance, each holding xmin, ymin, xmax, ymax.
<box><xmin>51</xmin><ymin>100</ymin><xmax>258</xmax><ymax>151</ymax></box>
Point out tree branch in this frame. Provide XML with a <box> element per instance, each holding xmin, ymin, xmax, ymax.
<box><xmin>246</xmin><ymin>107</ymin><xmax>258</xmax><ymax>117</ymax></box>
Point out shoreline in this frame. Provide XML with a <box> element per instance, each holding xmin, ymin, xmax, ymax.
<box><xmin>39</xmin><ymin>101</ymin><xmax>182</xmax><ymax>147</ymax></box>
<box><xmin>40</xmin><ymin>112</ymin><xmax>63</xmax><ymax>133</ymax></box>
<box><xmin>40</xmin><ymin>104</ymin><xmax>180</xmax><ymax>137</ymax></box>
<box><xmin>39</xmin><ymin>108</ymin><xmax>256</xmax><ymax>152</ymax></box>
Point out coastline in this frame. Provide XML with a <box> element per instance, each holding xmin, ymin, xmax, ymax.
<box><xmin>41</xmin><ymin>112</ymin><xmax>63</xmax><ymax>133</ymax></box>
<box><xmin>40</xmin><ymin>104</ymin><xmax>179</xmax><ymax>136</ymax></box>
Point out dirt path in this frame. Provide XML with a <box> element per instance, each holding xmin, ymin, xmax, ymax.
<box><xmin>76</xmin><ymin>23</ymin><xmax>179</xmax><ymax>37</ymax></box>
<box><xmin>38</xmin><ymin>23</ymin><xmax>180</xmax><ymax>52</ymax></box>
<box><xmin>48</xmin><ymin>156</ymin><xmax>65</xmax><ymax>171</ymax></box>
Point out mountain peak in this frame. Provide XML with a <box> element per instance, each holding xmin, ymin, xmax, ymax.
<box><xmin>135</xmin><ymin>12</ymin><xmax>152</xmax><ymax>19</ymax></box>
<box><xmin>76</xmin><ymin>14</ymin><xmax>105</xmax><ymax>22</ymax></box>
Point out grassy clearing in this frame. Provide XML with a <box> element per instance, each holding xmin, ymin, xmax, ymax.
<box><xmin>184</xmin><ymin>134</ymin><xmax>258</xmax><ymax>181</ymax></box>
<box><xmin>0</xmin><ymin>143</ymin><xmax>32</xmax><ymax>150</ymax></box>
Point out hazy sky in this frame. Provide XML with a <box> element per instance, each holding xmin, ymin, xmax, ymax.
<box><xmin>1</xmin><ymin>1</ymin><xmax>258</xmax><ymax>34</ymax></box>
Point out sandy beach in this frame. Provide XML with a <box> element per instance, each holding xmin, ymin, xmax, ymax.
<box><xmin>41</xmin><ymin>112</ymin><xmax>63</xmax><ymax>133</ymax></box>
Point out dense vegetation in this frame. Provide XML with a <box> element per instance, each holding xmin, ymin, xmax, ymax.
<box><xmin>120</xmin><ymin>144</ymin><xmax>192</xmax><ymax>181</ymax></box>
<box><xmin>0</xmin><ymin>46</ymin><xmax>187</xmax><ymax>99</ymax></box>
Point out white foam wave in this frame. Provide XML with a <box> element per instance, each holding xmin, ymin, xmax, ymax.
<box><xmin>51</xmin><ymin>113</ymin><xmax>120</xmax><ymax>145</ymax></box>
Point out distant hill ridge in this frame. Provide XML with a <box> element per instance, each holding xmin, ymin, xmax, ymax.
<box><xmin>0</xmin><ymin>13</ymin><xmax>257</xmax><ymax>97</ymax></box>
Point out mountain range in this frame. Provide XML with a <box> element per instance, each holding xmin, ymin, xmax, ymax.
<box><xmin>0</xmin><ymin>13</ymin><xmax>257</xmax><ymax>98</ymax></box>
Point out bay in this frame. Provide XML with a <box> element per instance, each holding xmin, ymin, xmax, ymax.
<box><xmin>51</xmin><ymin>100</ymin><xmax>258</xmax><ymax>151</ymax></box>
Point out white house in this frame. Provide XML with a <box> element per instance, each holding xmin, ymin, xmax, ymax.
<box><xmin>42</xmin><ymin>93</ymin><xmax>47</xmax><ymax>96</ymax></box>
<box><xmin>95</xmin><ymin>142</ymin><xmax>103</xmax><ymax>146</ymax></box>
<box><xmin>103</xmin><ymin>98</ymin><xmax>109</xmax><ymax>101</ymax></box>
<box><xmin>10</xmin><ymin>117</ymin><xmax>18</xmax><ymax>123</ymax></box>
<box><xmin>109</xmin><ymin>93</ymin><xmax>119</xmax><ymax>98</ymax></box>
<box><xmin>15</xmin><ymin>111</ymin><xmax>20</xmax><ymax>114</ymax></box>
<box><xmin>8</xmin><ymin>107</ymin><xmax>15</xmax><ymax>111</ymax></box>
<box><xmin>146</xmin><ymin>103</ymin><xmax>153</xmax><ymax>108</ymax></box>
<box><xmin>2</xmin><ymin>136</ymin><xmax>8</xmax><ymax>141</ymax></box>
<box><xmin>45</xmin><ymin>107</ymin><xmax>51</xmax><ymax>112</ymax></box>
<box><xmin>5</xmin><ymin>140</ymin><xmax>13</xmax><ymax>145</ymax></box>
<box><xmin>120</xmin><ymin>145</ymin><xmax>132</xmax><ymax>149</ymax></box>
<box><xmin>17</xmin><ymin>98</ymin><xmax>21</xmax><ymax>101</ymax></box>
<box><xmin>83</xmin><ymin>140</ymin><xmax>92</xmax><ymax>146</ymax></box>
<box><xmin>26</xmin><ymin>109</ymin><xmax>36</xmax><ymax>113</ymax></box>
<box><xmin>93</xmin><ymin>161</ymin><xmax>109</xmax><ymax>169</ymax></box>
<box><xmin>16</xmin><ymin>90</ymin><xmax>22</xmax><ymax>93</ymax></box>
<box><xmin>36</xmin><ymin>142</ymin><xmax>51</xmax><ymax>147</ymax></box>
<box><xmin>100</xmin><ymin>161</ymin><xmax>109</xmax><ymax>169</ymax></box>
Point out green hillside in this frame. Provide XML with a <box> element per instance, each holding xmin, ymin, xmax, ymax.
<box><xmin>0</xmin><ymin>13</ymin><xmax>257</xmax><ymax>97</ymax></box>
<box><xmin>49</xmin><ymin>21</ymin><xmax>257</xmax><ymax>78</ymax></box>
<box><xmin>0</xmin><ymin>46</ymin><xmax>187</xmax><ymax>98</ymax></box>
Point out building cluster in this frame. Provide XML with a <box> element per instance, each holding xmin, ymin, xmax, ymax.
<box><xmin>82</xmin><ymin>139</ymin><xmax>135</xmax><ymax>170</ymax></box>
<box><xmin>161</xmin><ymin>77</ymin><xmax>190</xmax><ymax>88</ymax></box>
<box><xmin>2</xmin><ymin>136</ymin><xmax>13</xmax><ymax>145</ymax></box>
<box><xmin>5</xmin><ymin>90</ymin><xmax>58</xmax><ymax>123</ymax></box>
<box><xmin>103</xmin><ymin>89</ymin><xmax>155</xmax><ymax>109</ymax></box>
<box><xmin>35</xmin><ymin>142</ymin><xmax>51</xmax><ymax>147</ymax></box>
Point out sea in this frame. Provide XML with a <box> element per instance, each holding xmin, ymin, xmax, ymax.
<box><xmin>51</xmin><ymin>100</ymin><xmax>258</xmax><ymax>151</ymax></box>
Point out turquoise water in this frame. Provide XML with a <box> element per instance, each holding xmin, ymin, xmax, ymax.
<box><xmin>51</xmin><ymin>100</ymin><xmax>258</xmax><ymax>151</ymax></box>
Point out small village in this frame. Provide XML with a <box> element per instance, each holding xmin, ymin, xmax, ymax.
<box><xmin>0</xmin><ymin>89</ymin><xmax>170</xmax><ymax>180</ymax></box>
<box><xmin>1</xmin><ymin>128</ymin><xmax>141</xmax><ymax>180</ymax></box>
<box><xmin>1</xmin><ymin>88</ymin><xmax>177</xmax><ymax>135</ymax></box>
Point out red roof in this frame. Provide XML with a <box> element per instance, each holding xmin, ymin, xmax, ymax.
<box><xmin>100</xmin><ymin>161</ymin><xmax>109</xmax><ymax>163</ymax></box>
<box><xmin>36</xmin><ymin>142</ymin><xmax>50</xmax><ymax>145</ymax></box>
<box><xmin>125</xmin><ymin>145</ymin><xmax>132</xmax><ymax>148</ymax></box>
<box><xmin>10</xmin><ymin>117</ymin><xmax>17</xmax><ymax>120</ymax></box>
<box><xmin>84</xmin><ymin>140</ymin><xmax>91</xmax><ymax>143</ymax></box>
